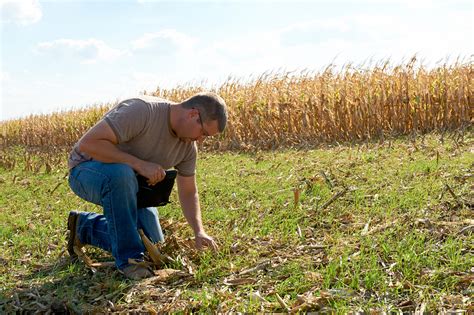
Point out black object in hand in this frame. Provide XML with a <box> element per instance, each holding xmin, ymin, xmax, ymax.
<box><xmin>136</xmin><ymin>170</ymin><xmax>177</xmax><ymax>208</ymax></box>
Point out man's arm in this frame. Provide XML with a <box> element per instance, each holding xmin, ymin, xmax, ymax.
<box><xmin>78</xmin><ymin>120</ymin><xmax>166</xmax><ymax>184</ymax></box>
<box><xmin>177</xmin><ymin>174</ymin><xmax>218</xmax><ymax>250</ymax></box>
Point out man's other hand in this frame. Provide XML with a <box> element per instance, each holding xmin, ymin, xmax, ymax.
<box><xmin>195</xmin><ymin>231</ymin><xmax>218</xmax><ymax>251</ymax></box>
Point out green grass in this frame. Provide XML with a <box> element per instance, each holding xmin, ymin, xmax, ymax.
<box><xmin>0</xmin><ymin>131</ymin><xmax>473</xmax><ymax>313</ymax></box>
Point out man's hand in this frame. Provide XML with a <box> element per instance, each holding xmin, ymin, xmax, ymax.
<box><xmin>137</xmin><ymin>161</ymin><xmax>166</xmax><ymax>185</ymax></box>
<box><xmin>195</xmin><ymin>231</ymin><xmax>218</xmax><ymax>251</ymax></box>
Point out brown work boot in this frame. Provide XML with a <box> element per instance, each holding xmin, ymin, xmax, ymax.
<box><xmin>67</xmin><ymin>211</ymin><xmax>84</xmax><ymax>258</ymax></box>
<box><xmin>120</xmin><ymin>264</ymin><xmax>154</xmax><ymax>280</ymax></box>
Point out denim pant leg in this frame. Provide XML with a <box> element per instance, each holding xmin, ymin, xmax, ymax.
<box><xmin>137</xmin><ymin>207</ymin><xmax>165</xmax><ymax>243</ymax></box>
<box><xmin>70</xmin><ymin>208</ymin><xmax>164</xmax><ymax>253</ymax></box>
<box><xmin>69</xmin><ymin>161</ymin><xmax>145</xmax><ymax>269</ymax></box>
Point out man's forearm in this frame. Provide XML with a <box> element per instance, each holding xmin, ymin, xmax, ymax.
<box><xmin>79</xmin><ymin>139</ymin><xmax>142</xmax><ymax>171</ymax></box>
<box><xmin>179</xmin><ymin>191</ymin><xmax>205</xmax><ymax>235</ymax></box>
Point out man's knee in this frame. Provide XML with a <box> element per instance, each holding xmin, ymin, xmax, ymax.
<box><xmin>107</xmin><ymin>164</ymin><xmax>138</xmax><ymax>192</ymax></box>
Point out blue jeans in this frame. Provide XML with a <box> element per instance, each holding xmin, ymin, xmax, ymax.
<box><xmin>68</xmin><ymin>161</ymin><xmax>165</xmax><ymax>269</ymax></box>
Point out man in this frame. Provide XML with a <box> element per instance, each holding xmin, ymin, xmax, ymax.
<box><xmin>66</xmin><ymin>92</ymin><xmax>227</xmax><ymax>280</ymax></box>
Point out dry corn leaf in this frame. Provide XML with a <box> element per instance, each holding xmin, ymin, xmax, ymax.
<box><xmin>249</xmin><ymin>291</ymin><xmax>269</xmax><ymax>304</ymax></box>
<box><xmin>223</xmin><ymin>277</ymin><xmax>257</xmax><ymax>286</ymax></box>
<box><xmin>293</xmin><ymin>188</ymin><xmax>300</xmax><ymax>207</ymax></box>
<box><xmin>144</xmin><ymin>305</ymin><xmax>158</xmax><ymax>315</ymax></box>
<box><xmin>73</xmin><ymin>246</ymin><xmax>95</xmax><ymax>268</ymax></box>
<box><xmin>239</xmin><ymin>260</ymin><xmax>271</xmax><ymax>275</ymax></box>
<box><xmin>275</xmin><ymin>292</ymin><xmax>290</xmax><ymax>312</ymax></box>
<box><xmin>138</xmin><ymin>229</ymin><xmax>166</xmax><ymax>266</ymax></box>
<box><xmin>307</xmin><ymin>271</ymin><xmax>323</xmax><ymax>282</ymax></box>
<box><xmin>151</xmin><ymin>269</ymin><xmax>189</xmax><ymax>282</ymax></box>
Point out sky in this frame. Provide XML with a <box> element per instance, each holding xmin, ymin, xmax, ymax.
<box><xmin>1</xmin><ymin>0</ymin><xmax>472</xmax><ymax>121</ymax></box>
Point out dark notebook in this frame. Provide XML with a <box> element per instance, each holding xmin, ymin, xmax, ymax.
<box><xmin>136</xmin><ymin>170</ymin><xmax>177</xmax><ymax>208</ymax></box>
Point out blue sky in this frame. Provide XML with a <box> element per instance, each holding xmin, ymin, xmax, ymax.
<box><xmin>1</xmin><ymin>0</ymin><xmax>472</xmax><ymax>120</ymax></box>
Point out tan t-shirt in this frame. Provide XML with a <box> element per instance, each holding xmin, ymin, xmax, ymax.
<box><xmin>68</xmin><ymin>96</ymin><xmax>197</xmax><ymax>177</ymax></box>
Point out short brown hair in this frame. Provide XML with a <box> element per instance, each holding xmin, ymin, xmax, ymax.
<box><xmin>181</xmin><ymin>92</ymin><xmax>227</xmax><ymax>132</ymax></box>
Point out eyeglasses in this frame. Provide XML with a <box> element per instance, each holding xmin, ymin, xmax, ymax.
<box><xmin>196</xmin><ymin>110</ymin><xmax>209</xmax><ymax>137</ymax></box>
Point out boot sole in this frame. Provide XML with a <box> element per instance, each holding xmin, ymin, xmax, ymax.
<box><xmin>67</xmin><ymin>211</ymin><xmax>79</xmax><ymax>258</ymax></box>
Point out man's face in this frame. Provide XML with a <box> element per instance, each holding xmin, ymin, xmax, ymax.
<box><xmin>179</xmin><ymin>108</ymin><xmax>220</xmax><ymax>143</ymax></box>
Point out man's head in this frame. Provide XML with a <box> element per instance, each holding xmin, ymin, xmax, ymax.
<box><xmin>174</xmin><ymin>92</ymin><xmax>228</xmax><ymax>143</ymax></box>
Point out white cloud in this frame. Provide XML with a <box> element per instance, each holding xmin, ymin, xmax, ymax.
<box><xmin>35</xmin><ymin>38</ymin><xmax>126</xmax><ymax>64</ymax></box>
<box><xmin>131</xmin><ymin>29</ymin><xmax>197</xmax><ymax>52</ymax></box>
<box><xmin>120</xmin><ymin>5</ymin><xmax>472</xmax><ymax>88</ymax></box>
<box><xmin>272</xmin><ymin>10</ymin><xmax>473</xmax><ymax>67</ymax></box>
<box><xmin>162</xmin><ymin>7</ymin><xmax>472</xmax><ymax>83</ymax></box>
<box><xmin>281</xmin><ymin>19</ymin><xmax>351</xmax><ymax>35</ymax></box>
<box><xmin>0</xmin><ymin>0</ymin><xmax>42</xmax><ymax>26</ymax></box>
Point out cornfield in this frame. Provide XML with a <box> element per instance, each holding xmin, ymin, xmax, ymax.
<box><xmin>1</xmin><ymin>57</ymin><xmax>472</xmax><ymax>154</ymax></box>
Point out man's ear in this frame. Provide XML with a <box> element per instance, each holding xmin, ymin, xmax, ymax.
<box><xmin>188</xmin><ymin>108</ymin><xmax>199</xmax><ymax>118</ymax></box>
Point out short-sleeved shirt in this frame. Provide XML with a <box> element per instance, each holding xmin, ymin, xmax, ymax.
<box><xmin>68</xmin><ymin>96</ymin><xmax>197</xmax><ymax>177</ymax></box>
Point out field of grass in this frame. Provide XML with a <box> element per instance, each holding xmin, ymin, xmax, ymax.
<box><xmin>0</xmin><ymin>131</ymin><xmax>472</xmax><ymax>313</ymax></box>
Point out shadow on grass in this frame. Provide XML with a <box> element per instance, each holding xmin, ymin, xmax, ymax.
<box><xmin>1</xmin><ymin>256</ymin><xmax>134</xmax><ymax>314</ymax></box>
